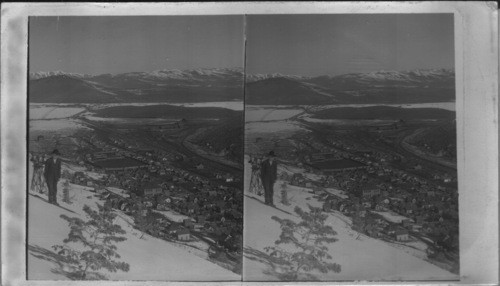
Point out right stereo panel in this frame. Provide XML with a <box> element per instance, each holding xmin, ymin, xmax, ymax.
<box><xmin>243</xmin><ymin>14</ymin><xmax>458</xmax><ymax>282</ymax></box>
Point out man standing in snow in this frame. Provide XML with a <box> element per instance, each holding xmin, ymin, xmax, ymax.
<box><xmin>260</xmin><ymin>151</ymin><xmax>278</xmax><ymax>206</ymax></box>
<box><xmin>44</xmin><ymin>149</ymin><xmax>62</xmax><ymax>206</ymax></box>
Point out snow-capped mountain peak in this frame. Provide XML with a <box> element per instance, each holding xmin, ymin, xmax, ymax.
<box><xmin>30</xmin><ymin>71</ymin><xmax>93</xmax><ymax>80</ymax></box>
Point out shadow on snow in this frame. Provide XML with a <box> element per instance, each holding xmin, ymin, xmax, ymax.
<box><xmin>28</xmin><ymin>244</ymin><xmax>107</xmax><ymax>280</ymax></box>
<box><xmin>243</xmin><ymin>246</ymin><xmax>319</xmax><ymax>281</ymax></box>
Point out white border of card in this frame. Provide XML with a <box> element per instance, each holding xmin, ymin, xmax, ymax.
<box><xmin>1</xmin><ymin>2</ymin><xmax>498</xmax><ymax>285</ymax></box>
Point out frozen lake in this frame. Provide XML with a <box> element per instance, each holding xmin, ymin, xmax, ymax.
<box><xmin>248</xmin><ymin>102</ymin><xmax>455</xmax><ymax>112</ymax></box>
<box><xmin>86</xmin><ymin>101</ymin><xmax>244</xmax><ymax>111</ymax></box>
<box><xmin>307</xmin><ymin>102</ymin><xmax>455</xmax><ymax>112</ymax></box>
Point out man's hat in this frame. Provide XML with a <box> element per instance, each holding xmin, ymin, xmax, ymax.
<box><xmin>267</xmin><ymin>150</ymin><xmax>276</xmax><ymax>157</ymax></box>
<box><xmin>51</xmin><ymin>149</ymin><xmax>61</xmax><ymax>155</ymax></box>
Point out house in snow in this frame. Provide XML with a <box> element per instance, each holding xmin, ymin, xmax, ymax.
<box><xmin>142</xmin><ymin>183</ymin><xmax>162</xmax><ymax>197</ymax></box>
<box><xmin>362</xmin><ymin>184</ymin><xmax>381</xmax><ymax>198</ymax></box>
<box><xmin>177</xmin><ymin>228</ymin><xmax>191</xmax><ymax>241</ymax></box>
<box><xmin>394</xmin><ymin>229</ymin><xmax>410</xmax><ymax>242</ymax></box>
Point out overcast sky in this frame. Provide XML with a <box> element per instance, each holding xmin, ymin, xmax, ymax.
<box><xmin>30</xmin><ymin>14</ymin><xmax>454</xmax><ymax>76</ymax></box>
<box><xmin>29</xmin><ymin>16</ymin><xmax>245</xmax><ymax>74</ymax></box>
<box><xmin>246</xmin><ymin>14</ymin><xmax>454</xmax><ymax>76</ymax></box>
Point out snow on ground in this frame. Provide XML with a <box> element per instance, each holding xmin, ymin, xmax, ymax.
<box><xmin>27</xmin><ymin>162</ymin><xmax>239</xmax><ymax>281</ymax></box>
<box><xmin>106</xmin><ymin>187</ymin><xmax>130</xmax><ymax>198</ymax></box>
<box><xmin>29</xmin><ymin>119</ymin><xmax>90</xmax><ymax>132</ymax></box>
<box><xmin>372</xmin><ymin>211</ymin><xmax>413</xmax><ymax>224</ymax></box>
<box><xmin>153</xmin><ymin>210</ymin><xmax>191</xmax><ymax>223</ymax></box>
<box><xmin>63</xmin><ymin>163</ymin><xmax>106</xmax><ymax>180</ymax></box>
<box><xmin>85</xmin><ymin>172</ymin><xmax>106</xmax><ymax>180</ymax></box>
<box><xmin>29</xmin><ymin>106</ymin><xmax>85</xmax><ymax>119</ymax></box>
<box><xmin>279</xmin><ymin>163</ymin><xmax>322</xmax><ymax>181</ymax></box>
<box><xmin>243</xmin><ymin>159</ymin><xmax>457</xmax><ymax>281</ymax></box>
<box><xmin>245</xmin><ymin>108</ymin><xmax>303</xmax><ymax>122</ymax></box>
<box><xmin>403</xmin><ymin>240</ymin><xmax>429</xmax><ymax>252</ymax></box>
<box><xmin>324</xmin><ymin>188</ymin><xmax>349</xmax><ymax>200</ymax></box>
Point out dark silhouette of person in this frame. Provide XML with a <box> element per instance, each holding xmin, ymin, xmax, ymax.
<box><xmin>44</xmin><ymin>149</ymin><xmax>62</xmax><ymax>205</ymax></box>
<box><xmin>260</xmin><ymin>151</ymin><xmax>278</xmax><ymax>206</ymax></box>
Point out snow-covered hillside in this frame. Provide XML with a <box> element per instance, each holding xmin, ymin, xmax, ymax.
<box><xmin>27</xmin><ymin>162</ymin><xmax>240</xmax><ymax>281</ymax></box>
<box><xmin>242</xmin><ymin>156</ymin><xmax>458</xmax><ymax>281</ymax></box>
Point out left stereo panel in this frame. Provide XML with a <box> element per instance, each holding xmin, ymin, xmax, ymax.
<box><xmin>26</xmin><ymin>16</ymin><xmax>244</xmax><ymax>281</ymax></box>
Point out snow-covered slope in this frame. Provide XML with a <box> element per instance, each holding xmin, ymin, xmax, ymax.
<box><xmin>27</xmin><ymin>163</ymin><xmax>240</xmax><ymax>281</ymax></box>
<box><xmin>242</xmin><ymin>157</ymin><xmax>458</xmax><ymax>281</ymax></box>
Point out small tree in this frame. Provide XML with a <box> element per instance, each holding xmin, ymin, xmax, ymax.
<box><xmin>53</xmin><ymin>203</ymin><xmax>130</xmax><ymax>280</ymax></box>
<box><xmin>62</xmin><ymin>180</ymin><xmax>72</xmax><ymax>204</ymax></box>
<box><xmin>280</xmin><ymin>182</ymin><xmax>290</xmax><ymax>206</ymax></box>
<box><xmin>265</xmin><ymin>205</ymin><xmax>341</xmax><ymax>281</ymax></box>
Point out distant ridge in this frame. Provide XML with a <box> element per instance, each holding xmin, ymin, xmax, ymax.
<box><xmin>29</xmin><ymin>68</ymin><xmax>454</xmax><ymax>104</ymax></box>
<box><xmin>246</xmin><ymin>69</ymin><xmax>455</xmax><ymax>105</ymax></box>
<box><xmin>29</xmin><ymin>67</ymin><xmax>244</xmax><ymax>81</ymax></box>
<box><xmin>29</xmin><ymin>68</ymin><xmax>245</xmax><ymax>103</ymax></box>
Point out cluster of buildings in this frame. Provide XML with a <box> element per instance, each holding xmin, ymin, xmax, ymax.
<box><xmin>280</xmin><ymin>133</ymin><xmax>458</xmax><ymax>256</ymax></box>
<box><xmin>69</xmin><ymin>132</ymin><xmax>243</xmax><ymax>256</ymax></box>
<box><xmin>287</xmin><ymin>159</ymin><xmax>458</xmax><ymax>254</ymax></box>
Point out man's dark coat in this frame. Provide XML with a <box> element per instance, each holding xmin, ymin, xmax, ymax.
<box><xmin>44</xmin><ymin>157</ymin><xmax>61</xmax><ymax>203</ymax></box>
<box><xmin>44</xmin><ymin>158</ymin><xmax>61</xmax><ymax>182</ymax></box>
<box><xmin>260</xmin><ymin>159</ymin><xmax>277</xmax><ymax>204</ymax></box>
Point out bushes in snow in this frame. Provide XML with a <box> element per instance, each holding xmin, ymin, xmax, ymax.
<box><xmin>53</xmin><ymin>203</ymin><xmax>130</xmax><ymax>280</ymax></box>
<box><xmin>265</xmin><ymin>205</ymin><xmax>341</xmax><ymax>280</ymax></box>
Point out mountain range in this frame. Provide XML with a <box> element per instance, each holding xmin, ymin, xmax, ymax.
<box><xmin>29</xmin><ymin>68</ymin><xmax>455</xmax><ymax>104</ymax></box>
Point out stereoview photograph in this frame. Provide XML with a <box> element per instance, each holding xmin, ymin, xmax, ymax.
<box><xmin>25</xmin><ymin>13</ymin><xmax>461</xmax><ymax>283</ymax></box>
<box><xmin>27</xmin><ymin>16</ymin><xmax>244</xmax><ymax>281</ymax></box>
<box><xmin>243</xmin><ymin>14</ymin><xmax>459</xmax><ymax>281</ymax></box>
